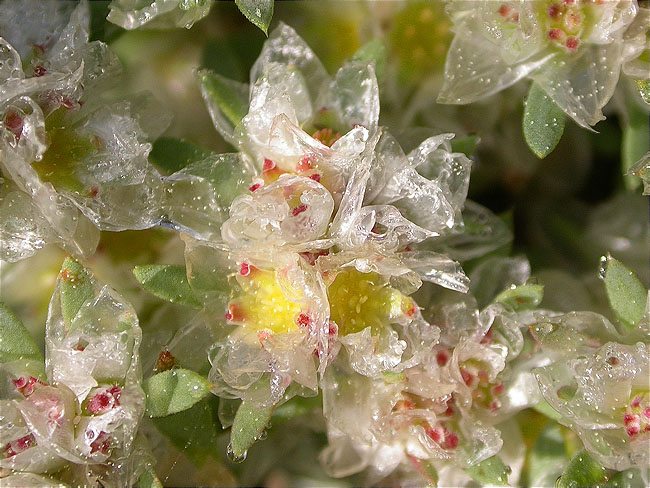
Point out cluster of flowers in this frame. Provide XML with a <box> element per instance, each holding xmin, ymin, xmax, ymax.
<box><xmin>0</xmin><ymin>259</ymin><xmax>148</xmax><ymax>487</ymax></box>
<box><xmin>439</xmin><ymin>0</ymin><xmax>650</xmax><ymax>128</ymax></box>
<box><xmin>174</xmin><ymin>24</ymin><xmax>554</xmax><ymax>483</ymax></box>
<box><xmin>1</xmin><ymin>1</ymin><xmax>648</xmax><ymax>485</ymax></box>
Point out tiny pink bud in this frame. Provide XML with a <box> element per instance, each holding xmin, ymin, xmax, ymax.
<box><xmin>291</xmin><ymin>203</ymin><xmax>308</xmax><ymax>216</ymax></box>
<box><xmin>263</xmin><ymin>158</ymin><xmax>276</xmax><ymax>172</ymax></box>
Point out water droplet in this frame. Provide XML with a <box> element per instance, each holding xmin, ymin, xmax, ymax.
<box><xmin>226</xmin><ymin>443</ymin><xmax>247</xmax><ymax>463</ymax></box>
<box><xmin>598</xmin><ymin>255</ymin><xmax>608</xmax><ymax>280</ymax></box>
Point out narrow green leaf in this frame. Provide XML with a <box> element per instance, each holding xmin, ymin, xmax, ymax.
<box><xmin>495</xmin><ymin>284</ymin><xmax>544</xmax><ymax>311</ymax></box>
<box><xmin>351</xmin><ymin>40</ymin><xmax>386</xmax><ymax>81</ymax></box>
<box><xmin>144</xmin><ymin>368</ymin><xmax>212</xmax><ymax>417</ymax></box>
<box><xmin>198</xmin><ymin>69</ymin><xmax>249</xmax><ymax>128</ymax></box>
<box><xmin>235</xmin><ymin>0</ymin><xmax>273</xmax><ymax>34</ymax></box>
<box><xmin>556</xmin><ymin>450</ymin><xmax>609</xmax><ymax>488</ymax></box>
<box><xmin>523</xmin><ymin>82</ymin><xmax>566</xmax><ymax>159</ymax></box>
<box><xmin>465</xmin><ymin>456</ymin><xmax>511</xmax><ymax>486</ymax></box>
<box><xmin>137</xmin><ymin>467</ymin><xmax>163</xmax><ymax>488</ymax></box>
<box><xmin>133</xmin><ymin>264</ymin><xmax>202</xmax><ymax>308</ymax></box>
<box><xmin>229</xmin><ymin>401</ymin><xmax>273</xmax><ymax>460</ymax></box>
<box><xmin>59</xmin><ymin>257</ymin><xmax>94</xmax><ymax>325</ymax></box>
<box><xmin>0</xmin><ymin>302</ymin><xmax>42</xmax><ymax>363</ymax></box>
<box><xmin>152</xmin><ymin>398</ymin><xmax>220</xmax><ymax>466</ymax></box>
<box><xmin>621</xmin><ymin>100</ymin><xmax>649</xmax><ymax>191</ymax></box>
<box><xmin>601</xmin><ymin>255</ymin><xmax>647</xmax><ymax>331</ymax></box>
<box><xmin>149</xmin><ymin>137</ymin><xmax>214</xmax><ymax>174</ymax></box>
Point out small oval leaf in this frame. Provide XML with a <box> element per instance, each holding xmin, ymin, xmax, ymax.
<box><xmin>149</xmin><ymin>137</ymin><xmax>215</xmax><ymax>174</ymax></box>
<box><xmin>523</xmin><ymin>82</ymin><xmax>566</xmax><ymax>159</ymax></box>
<box><xmin>601</xmin><ymin>255</ymin><xmax>646</xmax><ymax>331</ymax></box>
<box><xmin>235</xmin><ymin>0</ymin><xmax>274</xmax><ymax>34</ymax></box>
<box><xmin>59</xmin><ymin>257</ymin><xmax>95</xmax><ymax>326</ymax></box>
<box><xmin>144</xmin><ymin>368</ymin><xmax>212</xmax><ymax>417</ymax></box>
<box><xmin>229</xmin><ymin>401</ymin><xmax>273</xmax><ymax>460</ymax></box>
<box><xmin>556</xmin><ymin>450</ymin><xmax>609</xmax><ymax>488</ymax></box>
<box><xmin>0</xmin><ymin>302</ymin><xmax>43</xmax><ymax>364</ymax></box>
<box><xmin>198</xmin><ymin>69</ymin><xmax>249</xmax><ymax>130</ymax></box>
<box><xmin>133</xmin><ymin>264</ymin><xmax>202</xmax><ymax>308</ymax></box>
<box><xmin>465</xmin><ymin>455</ymin><xmax>511</xmax><ymax>486</ymax></box>
<box><xmin>495</xmin><ymin>284</ymin><xmax>544</xmax><ymax>311</ymax></box>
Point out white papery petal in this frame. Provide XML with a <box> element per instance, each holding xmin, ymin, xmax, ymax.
<box><xmin>532</xmin><ymin>44</ymin><xmax>623</xmax><ymax>128</ymax></box>
<box><xmin>250</xmin><ymin>23</ymin><xmax>329</xmax><ymax>101</ymax></box>
<box><xmin>438</xmin><ymin>30</ymin><xmax>552</xmax><ymax>104</ymax></box>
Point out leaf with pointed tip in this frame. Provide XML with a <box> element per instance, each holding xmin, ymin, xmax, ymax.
<box><xmin>133</xmin><ymin>264</ymin><xmax>202</xmax><ymax>308</ymax></box>
<box><xmin>495</xmin><ymin>284</ymin><xmax>544</xmax><ymax>311</ymax></box>
<box><xmin>59</xmin><ymin>257</ymin><xmax>94</xmax><ymax>326</ymax></box>
<box><xmin>556</xmin><ymin>450</ymin><xmax>609</xmax><ymax>488</ymax></box>
<box><xmin>229</xmin><ymin>401</ymin><xmax>273</xmax><ymax>460</ymax></box>
<box><xmin>198</xmin><ymin>69</ymin><xmax>249</xmax><ymax>129</ymax></box>
<box><xmin>144</xmin><ymin>368</ymin><xmax>212</xmax><ymax>417</ymax></box>
<box><xmin>351</xmin><ymin>40</ymin><xmax>386</xmax><ymax>81</ymax></box>
<box><xmin>149</xmin><ymin>137</ymin><xmax>214</xmax><ymax>175</ymax></box>
<box><xmin>523</xmin><ymin>82</ymin><xmax>566</xmax><ymax>159</ymax></box>
<box><xmin>137</xmin><ymin>467</ymin><xmax>163</xmax><ymax>488</ymax></box>
<box><xmin>465</xmin><ymin>456</ymin><xmax>511</xmax><ymax>486</ymax></box>
<box><xmin>235</xmin><ymin>0</ymin><xmax>273</xmax><ymax>34</ymax></box>
<box><xmin>0</xmin><ymin>302</ymin><xmax>42</xmax><ymax>364</ymax></box>
<box><xmin>152</xmin><ymin>398</ymin><xmax>220</xmax><ymax>466</ymax></box>
<box><xmin>602</xmin><ymin>255</ymin><xmax>647</xmax><ymax>332</ymax></box>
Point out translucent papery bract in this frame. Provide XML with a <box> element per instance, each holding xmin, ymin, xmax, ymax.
<box><xmin>209</xmin><ymin>256</ymin><xmax>327</xmax><ymax>406</ymax></box>
<box><xmin>46</xmin><ymin>281</ymin><xmax>142</xmax><ymax>402</ymax></box>
<box><xmin>528</xmin><ymin>310</ymin><xmax>624</xmax><ymax>357</ymax></box>
<box><xmin>366</xmin><ymin>131</ymin><xmax>470</xmax><ymax>237</ymax></box>
<box><xmin>0</xmin><ymin>473</ymin><xmax>67</xmax><ymax>487</ymax></box>
<box><xmin>250</xmin><ymin>23</ymin><xmax>329</xmax><ymax>104</ymax></box>
<box><xmin>107</xmin><ymin>0</ymin><xmax>214</xmax><ymax>29</ymax></box>
<box><xmin>16</xmin><ymin>385</ymin><xmax>88</xmax><ymax>464</ymax></box>
<box><xmin>531</xmin><ymin>43</ymin><xmax>622</xmax><ymax>128</ymax></box>
<box><xmin>469</xmin><ymin>256</ymin><xmax>531</xmax><ymax>307</ymax></box>
<box><xmin>623</xmin><ymin>8</ymin><xmax>650</xmax><ymax>79</ymax></box>
<box><xmin>209</xmin><ymin>329</ymin><xmax>318</xmax><ymax>407</ymax></box>
<box><xmin>315</xmin><ymin>61</ymin><xmax>380</xmax><ymax>131</ymax></box>
<box><xmin>0</xmin><ymin>0</ymin><xmax>76</xmax><ymax>60</ymax></box>
<box><xmin>429</xmin><ymin>200</ymin><xmax>512</xmax><ymax>262</ymax></box>
<box><xmin>340</xmin><ymin>328</ymin><xmax>407</xmax><ymax>378</ymax></box>
<box><xmin>164</xmin><ymin>153</ymin><xmax>254</xmax><ymax>242</ymax></box>
<box><xmin>221</xmin><ymin>174</ymin><xmax>334</xmax><ymax>248</ymax></box>
<box><xmin>438</xmin><ymin>1</ymin><xmax>552</xmax><ymax>104</ymax></box>
<box><xmin>535</xmin><ymin>342</ymin><xmax>650</xmax><ymax>470</ymax></box>
<box><xmin>74</xmin><ymin>385</ymin><xmax>145</xmax><ymax>463</ymax></box>
<box><xmin>0</xmin><ymin>399</ymin><xmax>67</xmax><ymax>474</ymax></box>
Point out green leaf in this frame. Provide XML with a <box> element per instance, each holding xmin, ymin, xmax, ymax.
<box><xmin>465</xmin><ymin>456</ymin><xmax>510</xmax><ymax>486</ymax></box>
<box><xmin>229</xmin><ymin>401</ymin><xmax>273</xmax><ymax>460</ymax></box>
<box><xmin>495</xmin><ymin>284</ymin><xmax>544</xmax><ymax>311</ymax></box>
<box><xmin>0</xmin><ymin>302</ymin><xmax>43</xmax><ymax>364</ymax></box>
<box><xmin>59</xmin><ymin>257</ymin><xmax>94</xmax><ymax>325</ymax></box>
<box><xmin>451</xmin><ymin>134</ymin><xmax>480</xmax><ymax>156</ymax></box>
<box><xmin>621</xmin><ymin>100</ymin><xmax>649</xmax><ymax>191</ymax></box>
<box><xmin>526</xmin><ymin>424</ymin><xmax>568</xmax><ymax>487</ymax></box>
<box><xmin>235</xmin><ymin>0</ymin><xmax>274</xmax><ymax>34</ymax></box>
<box><xmin>149</xmin><ymin>138</ymin><xmax>215</xmax><ymax>174</ymax></box>
<box><xmin>144</xmin><ymin>368</ymin><xmax>212</xmax><ymax>417</ymax></box>
<box><xmin>198</xmin><ymin>69</ymin><xmax>249</xmax><ymax>128</ymax></box>
<box><xmin>601</xmin><ymin>255</ymin><xmax>647</xmax><ymax>331</ymax></box>
<box><xmin>152</xmin><ymin>398</ymin><xmax>220</xmax><ymax>466</ymax></box>
<box><xmin>635</xmin><ymin>79</ymin><xmax>650</xmax><ymax>105</ymax></box>
<box><xmin>133</xmin><ymin>264</ymin><xmax>202</xmax><ymax>308</ymax></box>
<box><xmin>523</xmin><ymin>82</ymin><xmax>566</xmax><ymax>159</ymax></box>
<box><xmin>556</xmin><ymin>450</ymin><xmax>609</xmax><ymax>488</ymax></box>
<box><xmin>137</xmin><ymin>467</ymin><xmax>163</xmax><ymax>488</ymax></box>
<box><xmin>351</xmin><ymin>40</ymin><xmax>386</xmax><ymax>81</ymax></box>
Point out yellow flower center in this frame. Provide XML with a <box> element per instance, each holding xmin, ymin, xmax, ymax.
<box><xmin>327</xmin><ymin>269</ymin><xmax>416</xmax><ymax>336</ymax></box>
